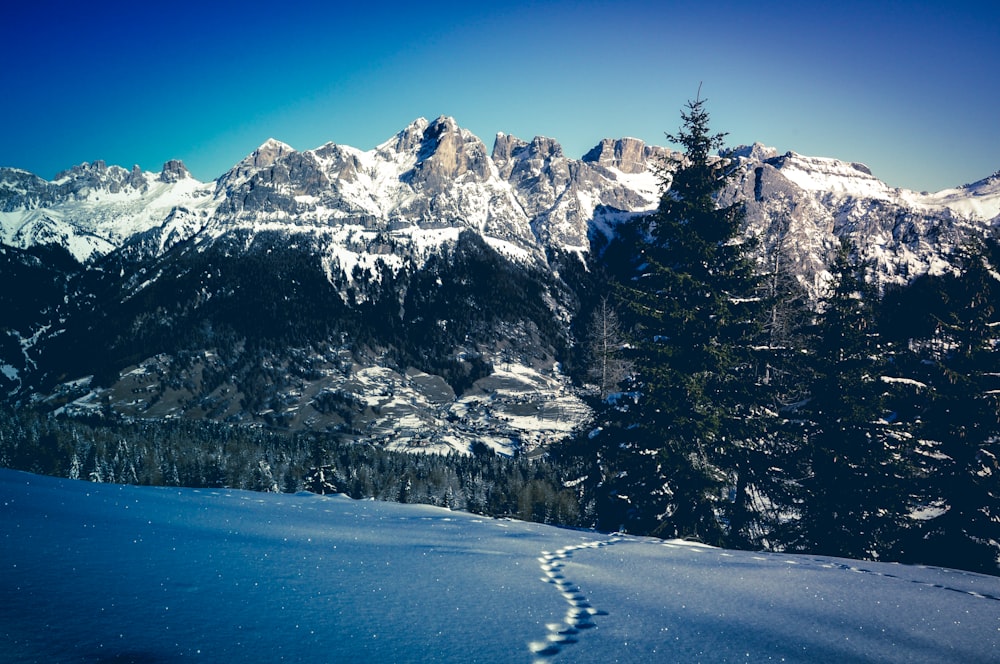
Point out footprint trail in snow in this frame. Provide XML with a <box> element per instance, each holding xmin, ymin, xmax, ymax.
<box><xmin>528</xmin><ymin>536</ymin><xmax>623</xmax><ymax>661</ymax></box>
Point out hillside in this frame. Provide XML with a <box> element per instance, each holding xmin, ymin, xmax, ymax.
<box><xmin>3</xmin><ymin>468</ymin><xmax>998</xmax><ymax>663</ymax></box>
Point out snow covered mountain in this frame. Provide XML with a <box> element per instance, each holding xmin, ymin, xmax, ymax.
<box><xmin>0</xmin><ymin>159</ymin><xmax>214</xmax><ymax>262</ymax></box>
<box><xmin>4</xmin><ymin>467</ymin><xmax>999</xmax><ymax>663</ymax></box>
<box><xmin>3</xmin><ymin>117</ymin><xmax>997</xmax><ymax>284</ymax></box>
<box><xmin>2</xmin><ymin>117</ymin><xmax>999</xmax><ymax>453</ymax></box>
<box><xmin>4</xmin><ymin>116</ymin><xmax>997</xmax><ymax>294</ymax></box>
<box><xmin>726</xmin><ymin>146</ymin><xmax>1000</xmax><ymax>296</ymax></box>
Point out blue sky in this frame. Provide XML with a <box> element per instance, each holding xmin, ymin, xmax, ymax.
<box><xmin>2</xmin><ymin>0</ymin><xmax>997</xmax><ymax>192</ymax></box>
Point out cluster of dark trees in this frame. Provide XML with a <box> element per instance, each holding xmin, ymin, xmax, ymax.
<box><xmin>25</xmin><ymin>228</ymin><xmax>561</xmax><ymax>407</ymax></box>
<box><xmin>0</xmin><ymin>409</ymin><xmax>583</xmax><ymax>527</ymax></box>
<box><xmin>555</xmin><ymin>95</ymin><xmax>1000</xmax><ymax>575</ymax></box>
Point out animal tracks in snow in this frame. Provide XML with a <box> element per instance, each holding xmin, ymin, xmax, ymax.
<box><xmin>660</xmin><ymin>538</ymin><xmax>1000</xmax><ymax>602</ymax></box>
<box><xmin>809</xmin><ymin>558</ymin><xmax>1000</xmax><ymax>602</ymax></box>
<box><xmin>528</xmin><ymin>537</ymin><xmax>622</xmax><ymax>662</ymax></box>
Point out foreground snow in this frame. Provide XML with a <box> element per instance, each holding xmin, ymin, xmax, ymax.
<box><xmin>1</xmin><ymin>469</ymin><xmax>997</xmax><ymax>663</ymax></box>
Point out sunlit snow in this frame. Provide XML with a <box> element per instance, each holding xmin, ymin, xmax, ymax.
<box><xmin>0</xmin><ymin>172</ymin><xmax>218</xmax><ymax>262</ymax></box>
<box><xmin>2</xmin><ymin>469</ymin><xmax>998</xmax><ymax>663</ymax></box>
<box><xmin>774</xmin><ymin>151</ymin><xmax>1000</xmax><ymax>222</ymax></box>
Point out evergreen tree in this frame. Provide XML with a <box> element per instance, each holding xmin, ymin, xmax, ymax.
<box><xmin>586</xmin><ymin>92</ymin><xmax>767</xmax><ymax>542</ymax></box>
<box><xmin>795</xmin><ymin>240</ymin><xmax>909</xmax><ymax>560</ymax></box>
<box><xmin>901</xmin><ymin>240</ymin><xmax>1000</xmax><ymax>573</ymax></box>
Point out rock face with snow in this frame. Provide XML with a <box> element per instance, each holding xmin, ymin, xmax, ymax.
<box><xmin>583</xmin><ymin>136</ymin><xmax>668</xmax><ymax>174</ymax></box>
<box><xmin>0</xmin><ymin>117</ymin><xmax>668</xmax><ymax>270</ymax></box>
<box><xmin>4</xmin><ymin>118</ymin><xmax>996</xmax><ymax>287</ymax></box>
<box><xmin>726</xmin><ymin>147</ymin><xmax>999</xmax><ymax>296</ymax></box>
<box><xmin>2</xmin><ymin>118</ymin><xmax>999</xmax><ymax>452</ymax></box>
<box><xmin>0</xmin><ymin>158</ymin><xmax>212</xmax><ymax>262</ymax></box>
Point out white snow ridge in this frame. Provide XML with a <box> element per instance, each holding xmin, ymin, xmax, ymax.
<box><xmin>2</xmin><ymin>469</ymin><xmax>998</xmax><ymax>663</ymax></box>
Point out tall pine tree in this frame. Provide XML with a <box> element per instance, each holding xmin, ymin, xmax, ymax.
<box><xmin>588</xmin><ymin>92</ymin><xmax>768</xmax><ymax>542</ymax></box>
<box><xmin>795</xmin><ymin>240</ymin><xmax>910</xmax><ymax>560</ymax></box>
<box><xmin>901</xmin><ymin>240</ymin><xmax>1000</xmax><ymax>574</ymax></box>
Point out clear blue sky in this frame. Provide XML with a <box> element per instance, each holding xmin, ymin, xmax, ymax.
<box><xmin>2</xmin><ymin>0</ymin><xmax>997</xmax><ymax>192</ymax></box>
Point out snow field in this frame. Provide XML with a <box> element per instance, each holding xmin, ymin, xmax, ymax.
<box><xmin>2</xmin><ymin>469</ymin><xmax>998</xmax><ymax>663</ymax></box>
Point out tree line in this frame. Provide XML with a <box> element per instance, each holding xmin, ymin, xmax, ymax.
<box><xmin>0</xmin><ymin>409</ymin><xmax>584</xmax><ymax>527</ymax></box>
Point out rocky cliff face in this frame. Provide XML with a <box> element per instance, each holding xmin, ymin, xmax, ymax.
<box><xmin>583</xmin><ymin>137</ymin><xmax>669</xmax><ymax>174</ymax></box>
<box><xmin>724</xmin><ymin>146</ymin><xmax>995</xmax><ymax>296</ymax></box>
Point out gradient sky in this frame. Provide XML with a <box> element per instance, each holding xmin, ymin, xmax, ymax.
<box><xmin>2</xmin><ymin>0</ymin><xmax>997</xmax><ymax>193</ymax></box>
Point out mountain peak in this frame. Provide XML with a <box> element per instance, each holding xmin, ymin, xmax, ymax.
<box><xmin>492</xmin><ymin>133</ymin><xmax>529</xmax><ymax>163</ymax></box>
<box><xmin>405</xmin><ymin>116</ymin><xmax>490</xmax><ymax>186</ymax></box>
<box><xmin>406</xmin><ymin>117</ymin><xmax>431</xmax><ymax>132</ymax></box>
<box><xmin>381</xmin><ymin>118</ymin><xmax>432</xmax><ymax>154</ymax></box>
<box><xmin>528</xmin><ymin>136</ymin><xmax>563</xmax><ymax>159</ymax></box>
<box><xmin>158</xmin><ymin>159</ymin><xmax>190</xmax><ymax>183</ymax></box>
<box><xmin>258</xmin><ymin>137</ymin><xmax>293</xmax><ymax>150</ymax></box>
<box><xmin>248</xmin><ymin>138</ymin><xmax>295</xmax><ymax>168</ymax></box>
<box><xmin>429</xmin><ymin>115</ymin><xmax>459</xmax><ymax>131</ymax></box>
<box><xmin>729</xmin><ymin>142</ymin><xmax>779</xmax><ymax>162</ymax></box>
<box><xmin>582</xmin><ymin>137</ymin><xmax>659</xmax><ymax>174</ymax></box>
<box><xmin>54</xmin><ymin>160</ymin><xmax>109</xmax><ymax>181</ymax></box>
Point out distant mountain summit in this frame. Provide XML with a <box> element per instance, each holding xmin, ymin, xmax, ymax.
<box><xmin>0</xmin><ymin>157</ymin><xmax>209</xmax><ymax>261</ymax></box>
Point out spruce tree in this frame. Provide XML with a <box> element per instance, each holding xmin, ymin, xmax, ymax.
<box><xmin>796</xmin><ymin>240</ymin><xmax>909</xmax><ymax>560</ymax></box>
<box><xmin>588</xmin><ymin>92</ymin><xmax>766</xmax><ymax>542</ymax></box>
<box><xmin>902</xmin><ymin>240</ymin><xmax>1000</xmax><ymax>573</ymax></box>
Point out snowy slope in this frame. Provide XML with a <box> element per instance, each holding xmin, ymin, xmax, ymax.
<box><xmin>2</xmin><ymin>468</ymin><xmax>998</xmax><ymax>663</ymax></box>
<box><xmin>921</xmin><ymin>172</ymin><xmax>1000</xmax><ymax>220</ymax></box>
<box><xmin>0</xmin><ymin>161</ymin><xmax>218</xmax><ymax>262</ymax></box>
<box><xmin>741</xmin><ymin>148</ymin><xmax>1000</xmax><ymax>221</ymax></box>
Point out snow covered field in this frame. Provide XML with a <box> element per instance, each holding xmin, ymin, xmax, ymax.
<box><xmin>2</xmin><ymin>468</ymin><xmax>998</xmax><ymax>663</ymax></box>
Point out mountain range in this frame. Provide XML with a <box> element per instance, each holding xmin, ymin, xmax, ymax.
<box><xmin>2</xmin><ymin>116</ymin><xmax>999</xmax><ymax>454</ymax></box>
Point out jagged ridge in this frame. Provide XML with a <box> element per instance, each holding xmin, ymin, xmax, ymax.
<box><xmin>2</xmin><ymin>118</ymin><xmax>997</xmax><ymax>291</ymax></box>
